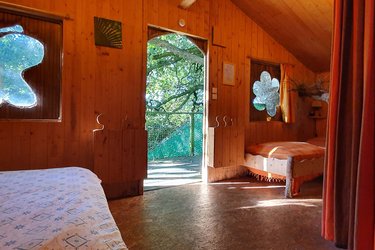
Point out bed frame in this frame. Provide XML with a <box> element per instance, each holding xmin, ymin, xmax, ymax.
<box><xmin>244</xmin><ymin>141</ymin><xmax>325</xmax><ymax>198</ymax></box>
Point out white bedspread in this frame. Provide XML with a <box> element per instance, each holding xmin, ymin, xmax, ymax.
<box><xmin>0</xmin><ymin>167</ymin><xmax>127</xmax><ymax>250</ymax></box>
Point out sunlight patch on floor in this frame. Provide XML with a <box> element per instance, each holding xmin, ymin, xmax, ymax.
<box><xmin>144</xmin><ymin>156</ymin><xmax>202</xmax><ymax>191</ymax></box>
<box><xmin>236</xmin><ymin>198</ymin><xmax>321</xmax><ymax>209</ymax></box>
<box><xmin>144</xmin><ymin>178</ymin><xmax>201</xmax><ymax>187</ymax></box>
<box><xmin>148</xmin><ymin>168</ymin><xmax>198</xmax><ymax>174</ymax></box>
<box><xmin>147</xmin><ymin>172</ymin><xmax>201</xmax><ymax>179</ymax></box>
<box><xmin>226</xmin><ymin>185</ymin><xmax>285</xmax><ymax>190</ymax></box>
<box><xmin>148</xmin><ymin>162</ymin><xmax>187</xmax><ymax>167</ymax></box>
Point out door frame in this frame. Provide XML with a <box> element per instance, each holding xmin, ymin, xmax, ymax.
<box><xmin>142</xmin><ymin>25</ymin><xmax>209</xmax><ymax>185</ymax></box>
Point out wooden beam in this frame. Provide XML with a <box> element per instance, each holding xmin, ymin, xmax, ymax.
<box><xmin>179</xmin><ymin>0</ymin><xmax>197</xmax><ymax>9</ymax></box>
<box><xmin>0</xmin><ymin>1</ymin><xmax>72</xmax><ymax>21</ymax></box>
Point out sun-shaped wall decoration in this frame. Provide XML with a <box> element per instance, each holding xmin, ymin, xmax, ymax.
<box><xmin>94</xmin><ymin>17</ymin><xmax>122</xmax><ymax>49</ymax></box>
<box><xmin>252</xmin><ymin>71</ymin><xmax>280</xmax><ymax>117</ymax></box>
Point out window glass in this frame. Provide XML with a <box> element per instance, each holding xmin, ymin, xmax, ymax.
<box><xmin>0</xmin><ymin>25</ymin><xmax>44</xmax><ymax>107</ymax></box>
<box><xmin>252</xmin><ymin>71</ymin><xmax>280</xmax><ymax>117</ymax></box>
<box><xmin>250</xmin><ymin>61</ymin><xmax>282</xmax><ymax>121</ymax></box>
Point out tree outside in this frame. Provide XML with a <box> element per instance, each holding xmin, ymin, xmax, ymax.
<box><xmin>146</xmin><ymin>34</ymin><xmax>204</xmax><ymax>160</ymax></box>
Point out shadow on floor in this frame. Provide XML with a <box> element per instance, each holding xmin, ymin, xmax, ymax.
<box><xmin>144</xmin><ymin>155</ymin><xmax>202</xmax><ymax>191</ymax></box>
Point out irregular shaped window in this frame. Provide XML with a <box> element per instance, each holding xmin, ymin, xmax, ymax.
<box><xmin>250</xmin><ymin>61</ymin><xmax>281</xmax><ymax>121</ymax></box>
<box><xmin>0</xmin><ymin>9</ymin><xmax>62</xmax><ymax>120</ymax></box>
<box><xmin>0</xmin><ymin>25</ymin><xmax>44</xmax><ymax>108</ymax></box>
<box><xmin>252</xmin><ymin>71</ymin><xmax>280</xmax><ymax>117</ymax></box>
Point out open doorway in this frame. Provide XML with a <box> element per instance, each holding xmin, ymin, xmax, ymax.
<box><xmin>144</xmin><ymin>28</ymin><xmax>206</xmax><ymax>191</ymax></box>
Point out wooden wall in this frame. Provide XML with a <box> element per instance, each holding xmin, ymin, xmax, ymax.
<box><xmin>315</xmin><ymin>71</ymin><xmax>330</xmax><ymax>137</ymax></box>
<box><xmin>208</xmin><ymin>0</ymin><xmax>317</xmax><ymax>168</ymax></box>
<box><xmin>145</xmin><ymin>0</ymin><xmax>318</xmax><ymax>180</ymax></box>
<box><xmin>0</xmin><ymin>0</ymin><xmax>319</xmax><ymax>195</ymax></box>
<box><xmin>0</xmin><ymin>0</ymin><xmax>145</xmax><ymax>197</ymax></box>
<box><xmin>144</xmin><ymin>0</ymin><xmax>210</xmax><ymax>39</ymax></box>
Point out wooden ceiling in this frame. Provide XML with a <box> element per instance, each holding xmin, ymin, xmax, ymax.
<box><xmin>231</xmin><ymin>0</ymin><xmax>333</xmax><ymax>72</ymax></box>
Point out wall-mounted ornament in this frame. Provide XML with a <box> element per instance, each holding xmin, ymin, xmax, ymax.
<box><xmin>178</xmin><ymin>19</ymin><xmax>186</xmax><ymax>27</ymax></box>
<box><xmin>94</xmin><ymin>17</ymin><xmax>122</xmax><ymax>49</ymax></box>
<box><xmin>223</xmin><ymin>62</ymin><xmax>235</xmax><ymax>86</ymax></box>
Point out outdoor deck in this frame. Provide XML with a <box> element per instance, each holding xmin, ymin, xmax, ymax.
<box><xmin>144</xmin><ymin>156</ymin><xmax>202</xmax><ymax>191</ymax></box>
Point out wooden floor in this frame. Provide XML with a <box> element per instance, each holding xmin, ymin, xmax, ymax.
<box><xmin>109</xmin><ymin>177</ymin><xmax>339</xmax><ymax>250</ymax></box>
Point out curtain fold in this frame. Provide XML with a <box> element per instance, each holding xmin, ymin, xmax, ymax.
<box><xmin>322</xmin><ymin>0</ymin><xmax>374</xmax><ymax>249</ymax></box>
<box><xmin>280</xmin><ymin>64</ymin><xmax>294</xmax><ymax>123</ymax></box>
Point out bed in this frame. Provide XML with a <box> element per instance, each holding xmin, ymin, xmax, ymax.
<box><xmin>244</xmin><ymin>141</ymin><xmax>325</xmax><ymax>198</ymax></box>
<box><xmin>0</xmin><ymin>167</ymin><xmax>127</xmax><ymax>250</ymax></box>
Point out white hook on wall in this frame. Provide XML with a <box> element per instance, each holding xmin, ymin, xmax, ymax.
<box><xmin>121</xmin><ymin>114</ymin><xmax>129</xmax><ymax>129</ymax></box>
<box><xmin>94</xmin><ymin>113</ymin><xmax>105</xmax><ymax>132</ymax></box>
<box><xmin>223</xmin><ymin>115</ymin><xmax>229</xmax><ymax>127</ymax></box>
<box><xmin>214</xmin><ymin>115</ymin><xmax>221</xmax><ymax>128</ymax></box>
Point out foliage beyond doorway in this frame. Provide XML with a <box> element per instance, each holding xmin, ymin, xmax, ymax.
<box><xmin>146</xmin><ymin>34</ymin><xmax>204</xmax><ymax>160</ymax></box>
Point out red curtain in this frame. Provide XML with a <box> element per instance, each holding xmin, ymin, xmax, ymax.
<box><xmin>322</xmin><ymin>0</ymin><xmax>374</xmax><ymax>249</ymax></box>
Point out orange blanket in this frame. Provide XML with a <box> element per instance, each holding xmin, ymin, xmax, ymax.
<box><xmin>246</xmin><ymin>141</ymin><xmax>325</xmax><ymax>161</ymax></box>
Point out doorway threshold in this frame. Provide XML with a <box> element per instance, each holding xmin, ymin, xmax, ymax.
<box><xmin>144</xmin><ymin>156</ymin><xmax>202</xmax><ymax>191</ymax></box>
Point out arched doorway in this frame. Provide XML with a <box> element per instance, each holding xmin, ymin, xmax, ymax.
<box><xmin>144</xmin><ymin>28</ymin><xmax>206</xmax><ymax>191</ymax></box>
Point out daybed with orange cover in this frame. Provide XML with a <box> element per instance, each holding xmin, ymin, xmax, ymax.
<box><xmin>244</xmin><ymin>141</ymin><xmax>325</xmax><ymax>198</ymax></box>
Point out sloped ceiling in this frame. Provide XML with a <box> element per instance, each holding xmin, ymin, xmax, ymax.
<box><xmin>231</xmin><ymin>0</ymin><xmax>333</xmax><ymax>72</ymax></box>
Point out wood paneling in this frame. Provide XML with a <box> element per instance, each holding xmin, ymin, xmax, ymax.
<box><xmin>179</xmin><ymin>0</ymin><xmax>197</xmax><ymax>9</ymax></box>
<box><xmin>145</xmin><ymin>0</ymin><xmax>210</xmax><ymax>39</ymax></box>
<box><xmin>94</xmin><ymin>116</ymin><xmax>147</xmax><ymax>198</ymax></box>
<box><xmin>0</xmin><ymin>0</ymin><xmax>319</xmax><ymax>193</ymax></box>
<box><xmin>231</xmin><ymin>0</ymin><xmax>333</xmax><ymax>72</ymax></box>
<box><xmin>0</xmin><ymin>0</ymin><xmax>145</xmax><ymax>197</ymax></box>
<box><xmin>315</xmin><ymin>71</ymin><xmax>330</xmax><ymax>137</ymax></box>
<box><xmin>209</xmin><ymin>0</ymin><xmax>316</xmax><ymax>174</ymax></box>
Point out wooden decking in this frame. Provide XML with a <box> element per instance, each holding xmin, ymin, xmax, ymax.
<box><xmin>144</xmin><ymin>156</ymin><xmax>202</xmax><ymax>191</ymax></box>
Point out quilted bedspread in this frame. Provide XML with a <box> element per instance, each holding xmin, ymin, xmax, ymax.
<box><xmin>246</xmin><ymin>141</ymin><xmax>325</xmax><ymax>161</ymax></box>
<box><xmin>0</xmin><ymin>167</ymin><xmax>127</xmax><ymax>250</ymax></box>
